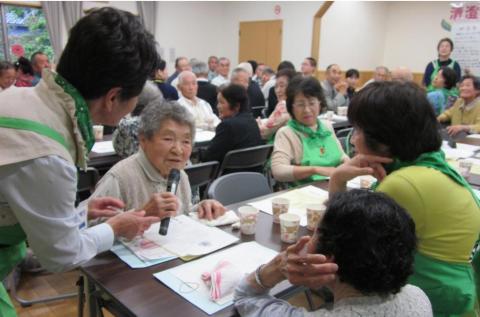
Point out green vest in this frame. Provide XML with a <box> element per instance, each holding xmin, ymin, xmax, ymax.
<box><xmin>427</xmin><ymin>59</ymin><xmax>458</xmax><ymax>94</ymax></box>
<box><xmin>287</xmin><ymin>119</ymin><xmax>343</xmax><ymax>186</ymax></box>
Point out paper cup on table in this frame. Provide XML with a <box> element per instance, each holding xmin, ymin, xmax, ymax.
<box><xmin>360</xmin><ymin>176</ymin><xmax>373</xmax><ymax>189</ymax></box>
<box><xmin>93</xmin><ymin>125</ymin><xmax>104</xmax><ymax>141</ymax></box>
<box><xmin>337</xmin><ymin>106</ymin><xmax>348</xmax><ymax>116</ymax></box>
<box><xmin>238</xmin><ymin>206</ymin><xmax>258</xmax><ymax>235</ymax></box>
<box><xmin>306</xmin><ymin>204</ymin><xmax>326</xmax><ymax>231</ymax></box>
<box><xmin>326</xmin><ymin>111</ymin><xmax>334</xmax><ymax>120</ymax></box>
<box><xmin>279</xmin><ymin>213</ymin><xmax>300</xmax><ymax>243</ymax></box>
<box><xmin>459</xmin><ymin>160</ymin><xmax>473</xmax><ymax>180</ymax></box>
<box><xmin>272</xmin><ymin>197</ymin><xmax>289</xmax><ymax>224</ymax></box>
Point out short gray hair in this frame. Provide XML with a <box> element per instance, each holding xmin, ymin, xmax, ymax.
<box><xmin>139</xmin><ymin>100</ymin><xmax>196</xmax><ymax>141</ymax></box>
<box><xmin>177</xmin><ymin>70</ymin><xmax>196</xmax><ymax>86</ymax></box>
<box><xmin>191</xmin><ymin>60</ymin><xmax>208</xmax><ymax>77</ymax></box>
<box><xmin>375</xmin><ymin>66</ymin><xmax>389</xmax><ymax>74</ymax></box>
<box><xmin>138</xmin><ymin>80</ymin><xmax>163</xmax><ymax>106</ymax></box>
<box><xmin>231</xmin><ymin>67</ymin><xmax>249</xmax><ymax>79</ymax></box>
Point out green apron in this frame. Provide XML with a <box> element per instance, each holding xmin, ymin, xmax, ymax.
<box><xmin>427</xmin><ymin>59</ymin><xmax>459</xmax><ymax>94</ymax></box>
<box><xmin>0</xmin><ymin>73</ymin><xmax>94</xmax><ymax>316</ymax></box>
<box><xmin>376</xmin><ymin>151</ymin><xmax>480</xmax><ymax>316</ymax></box>
<box><xmin>288</xmin><ymin>119</ymin><xmax>343</xmax><ymax>186</ymax></box>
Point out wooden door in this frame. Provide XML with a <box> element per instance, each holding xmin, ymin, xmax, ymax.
<box><xmin>239</xmin><ymin>20</ymin><xmax>282</xmax><ymax>69</ymax></box>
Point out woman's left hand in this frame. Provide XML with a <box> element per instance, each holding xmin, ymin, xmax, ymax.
<box><xmin>88</xmin><ymin>197</ymin><xmax>124</xmax><ymax>220</ymax></box>
<box><xmin>197</xmin><ymin>199</ymin><xmax>226</xmax><ymax>220</ymax></box>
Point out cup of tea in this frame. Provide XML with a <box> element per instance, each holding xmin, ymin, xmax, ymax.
<box><xmin>272</xmin><ymin>197</ymin><xmax>289</xmax><ymax>224</ymax></box>
<box><xmin>238</xmin><ymin>206</ymin><xmax>259</xmax><ymax>235</ymax></box>
<box><xmin>306</xmin><ymin>204</ymin><xmax>326</xmax><ymax>231</ymax></box>
<box><xmin>93</xmin><ymin>125</ymin><xmax>104</xmax><ymax>141</ymax></box>
<box><xmin>279</xmin><ymin>213</ymin><xmax>300</xmax><ymax>243</ymax></box>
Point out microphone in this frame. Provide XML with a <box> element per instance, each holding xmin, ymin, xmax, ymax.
<box><xmin>159</xmin><ymin>168</ymin><xmax>180</xmax><ymax>235</ymax></box>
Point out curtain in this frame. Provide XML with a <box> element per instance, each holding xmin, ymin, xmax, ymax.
<box><xmin>137</xmin><ymin>2</ymin><xmax>157</xmax><ymax>35</ymax></box>
<box><xmin>62</xmin><ymin>1</ymin><xmax>83</xmax><ymax>33</ymax></box>
<box><xmin>41</xmin><ymin>1</ymin><xmax>63</xmax><ymax>62</ymax></box>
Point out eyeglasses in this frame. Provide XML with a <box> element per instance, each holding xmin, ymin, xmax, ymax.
<box><xmin>293</xmin><ymin>99</ymin><xmax>320</xmax><ymax>110</ymax></box>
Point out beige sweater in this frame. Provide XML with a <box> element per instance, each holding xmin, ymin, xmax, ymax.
<box><xmin>437</xmin><ymin>97</ymin><xmax>480</xmax><ymax>133</ymax></box>
<box><xmin>271</xmin><ymin>120</ymin><xmax>348</xmax><ymax>182</ymax></box>
<box><xmin>91</xmin><ymin>149</ymin><xmax>192</xmax><ymax>214</ymax></box>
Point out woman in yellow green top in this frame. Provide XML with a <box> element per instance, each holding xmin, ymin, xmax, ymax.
<box><xmin>328</xmin><ymin>81</ymin><xmax>480</xmax><ymax>317</ymax></box>
<box><xmin>271</xmin><ymin>76</ymin><xmax>348</xmax><ymax>186</ymax></box>
<box><xmin>438</xmin><ymin>75</ymin><xmax>480</xmax><ymax>137</ymax></box>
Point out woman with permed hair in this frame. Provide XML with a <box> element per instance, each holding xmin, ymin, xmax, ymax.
<box><xmin>234</xmin><ymin>190</ymin><xmax>432</xmax><ymax>316</ymax></box>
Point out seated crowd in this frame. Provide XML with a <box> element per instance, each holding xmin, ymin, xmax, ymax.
<box><xmin>1</xmin><ymin>10</ymin><xmax>479</xmax><ymax>316</ymax></box>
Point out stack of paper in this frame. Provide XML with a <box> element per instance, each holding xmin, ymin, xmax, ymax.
<box><xmin>195</xmin><ymin>130</ymin><xmax>216</xmax><ymax>143</ymax></box>
<box><xmin>154</xmin><ymin>242</ymin><xmax>278</xmax><ymax>315</ymax></box>
<box><xmin>442</xmin><ymin>141</ymin><xmax>479</xmax><ymax>159</ymax></box>
<box><xmin>248</xmin><ymin>185</ymin><xmax>329</xmax><ymax>226</ymax></box>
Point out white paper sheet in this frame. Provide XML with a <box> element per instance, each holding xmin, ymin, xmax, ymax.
<box><xmin>143</xmin><ymin>215</ymin><xmax>239</xmax><ymax>257</ymax></box>
<box><xmin>442</xmin><ymin>141</ymin><xmax>478</xmax><ymax>159</ymax></box>
<box><xmin>154</xmin><ymin>242</ymin><xmax>278</xmax><ymax>315</ymax></box>
<box><xmin>466</xmin><ymin>134</ymin><xmax>480</xmax><ymax>140</ymax></box>
<box><xmin>91</xmin><ymin>141</ymin><xmax>115</xmax><ymax>153</ymax></box>
<box><xmin>195</xmin><ymin>130</ymin><xmax>215</xmax><ymax>143</ymax></box>
<box><xmin>248</xmin><ymin>185</ymin><xmax>329</xmax><ymax>226</ymax></box>
<box><xmin>189</xmin><ymin>210</ymin><xmax>239</xmax><ymax>227</ymax></box>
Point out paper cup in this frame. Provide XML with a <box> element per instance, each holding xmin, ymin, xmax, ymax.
<box><xmin>337</xmin><ymin>106</ymin><xmax>348</xmax><ymax>116</ymax></box>
<box><xmin>238</xmin><ymin>206</ymin><xmax>258</xmax><ymax>235</ymax></box>
<box><xmin>272</xmin><ymin>197</ymin><xmax>289</xmax><ymax>224</ymax></box>
<box><xmin>306</xmin><ymin>204</ymin><xmax>326</xmax><ymax>231</ymax></box>
<box><xmin>279</xmin><ymin>213</ymin><xmax>300</xmax><ymax>243</ymax></box>
<box><xmin>360</xmin><ymin>177</ymin><xmax>373</xmax><ymax>189</ymax></box>
<box><xmin>326</xmin><ymin>111</ymin><xmax>334</xmax><ymax>120</ymax></box>
<box><xmin>459</xmin><ymin>160</ymin><xmax>473</xmax><ymax>179</ymax></box>
<box><xmin>93</xmin><ymin>125</ymin><xmax>104</xmax><ymax>141</ymax></box>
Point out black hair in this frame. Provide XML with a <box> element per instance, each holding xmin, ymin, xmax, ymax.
<box><xmin>317</xmin><ymin>190</ymin><xmax>416</xmax><ymax>296</ymax></box>
<box><xmin>326</xmin><ymin>64</ymin><xmax>339</xmax><ymax>71</ymax></box>
<box><xmin>175</xmin><ymin>57</ymin><xmax>187</xmax><ymax>68</ymax></box>
<box><xmin>14</xmin><ymin>57</ymin><xmax>34</xmax><ymax>76</ymax></box>
<box><xmin>30</xmin><ymin>51</ymin><xmax>46</xmax><ymax>64</ymax></box>
<box><xmin>438</xmin><ymin>67</ymin><xmax>457</xmax><ymax>90</ymax></box>
<box><xmin>157</xmin><ymin>58</ymin><xmax>166</xmax><ymax>71</ymax></box>
<box><xmin>0</xmin><ymin>61</ymin><xmax>14</xmax><ymax>76</ymax></box>
<box><xmin>348</xmin><ymin>81</ymin><xmax>442</xmax><ymax>161</ymax></box>
<box><xmin>277</xmin><ymin>60</ymin><xmax>295</xmax><ymax>72</ymax></box>
<box><xmin>247</xmin><ymin>60</ymin><xmax>258</xmax><ymax>74</ymax></box>
<box><xmin>460</xmin><ymin>75</ymin><xmax>480</xmax><ymax>91</ymax></box>
<box><xmin>219</xmin><ymin>84</ymin><xmax>249</xmax><ymax>113</ymax></box>
<box><xmin>305</xmin><ymin>57</ymin><xmax>317</xmax><ymax>68</ymax></box>
<box><xmin>286</xmin><ymin>76</ymin><xmax>327</xmax><ymax>119</ymax></box>
<box><xmin>56</xmin><ymin>7</ymin><xmax>158</xmax><ymax>101</ymax></box>
<box><xmin>437</xmin><ymin>37</ymin><xmax>454</xmax><ymax>51</ymax></box>
<box><xmin>276</xmin><ymin>68</ymin><xmax>297</xmax><ymax>82</ymax></box>
<box><xmin>345</xmin><ymin>68</ymin><xmax>360</xmax><ymax>79</ymax></box>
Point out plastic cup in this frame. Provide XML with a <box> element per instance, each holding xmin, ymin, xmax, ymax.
<box><xmin>272</xmin><ymin>197</ymin><xmax>289</xmax><ymax>224</ymax></box>
<box><xmin>279</xmin><ymin>213</ymin><xmax>300</xmax><ymax>243</ymax></box>
<box><xmin>459</xmin><ymin>160</ymin><xmax>473</xmax><ymax>180</ymax></box>
<box><xmin>306</xmin><ymin>204</ymin><xmax>326</xmax><ymax>231</ymax></box>
<box><xmin>238</xmin><ymin>206</ymin><xmax>259</xmax><ymax>235</ymax></box>
<box><xmin>337</xmin><ymin>106</ymin><xmax>348</xmax><ymax>116</ymax></box>
<box><xmin>93</xmin><ymin>125</ymin><xmax>104</xmax><ymax>141</ymax></box>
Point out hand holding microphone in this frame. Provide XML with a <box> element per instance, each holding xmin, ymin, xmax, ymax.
<box><xmin>159</xmin><ymin>168</ymin><xmax>180</xmax><ymax>235</ymax></box>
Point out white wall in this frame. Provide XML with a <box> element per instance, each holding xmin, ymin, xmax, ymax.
<box><xmin>319</xmin><ymin>1</ymin><xmax>388</xmax><ymax>70</ymax></box>
<box><xmin>383</xmin><ymin>2</ymin><xmax>452</xmax><ymax>72</ymax></box>
<box><xmin>154</xmin><ymin>1</ymin><xmax>322</xmax><ymax>73</ymax></box>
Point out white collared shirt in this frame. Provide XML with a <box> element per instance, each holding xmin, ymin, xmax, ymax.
<box><xmin>211</xmin><ymin>75</ymin><xmax>229</xmax><ymax>87</ymax></box>
<box><xmin>177</xmin><ymin>96</ymin><xmax>220</xmax><ymax>129</ymax></box>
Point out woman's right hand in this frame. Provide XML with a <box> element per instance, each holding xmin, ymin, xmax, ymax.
<box><xmin>106</xmin><ymin>210</ymin><xmax>159</xmax><ymax>240</ymax></box>
<box><xmin>329</xmin><ymin>154</ymin><xmax>392</xmax><ymax>195</ymax></box>
<box><xmin>142</xmin><ymin>192</ymin><xmax>179</xmax><ymax>219</ymax></box>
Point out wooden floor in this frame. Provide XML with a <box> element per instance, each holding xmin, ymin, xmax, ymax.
<box><xmin>9</xmin><ymin>270</ymin><xmax>321</xmax><ymax>317</ymax></box>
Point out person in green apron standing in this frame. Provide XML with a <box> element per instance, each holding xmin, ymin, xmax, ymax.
<box><xmin>0</xmin><ymin>8</ymin><xmax>161</xmax><ymax>316</ymax></box>
<box><xmin>271</xmin><ymin>76</ymin><xmax>349</xmax><ymax>187</ymax></box>
<box><xmin>423</xmin><ymin>37</ymin><xmax>462</xmax><ymax>93</ymax></box>
<box><xmin>327</xmin><ymin>81</ymin><xmax>480</xmax><ymax>317</ymax></box>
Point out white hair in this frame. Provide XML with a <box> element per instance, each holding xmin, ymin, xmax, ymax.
<box><xmin>237</xmin><ymin>62</ymin><xmax>253</xmax><ymax>77</ymax></box>
<box><xmin>177</xmin><ymin>70</ymin><xmax>197</xmax><ymax>86</ymax></box>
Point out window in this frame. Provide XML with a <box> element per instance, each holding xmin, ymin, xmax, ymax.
<box><xmin>0</xmin><ymin>4</ymin><xmax>53</xmax><ymax>62</ymax></box>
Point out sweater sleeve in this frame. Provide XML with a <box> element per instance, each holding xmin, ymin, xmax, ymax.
<box><xmin>271</xmin><ymin>127</ymin><xmax>299</xmax><ymax>182</ymax></box>
<box><xmin>423</xmin><ymin>62</ymin><xmax>434</xmax><ymax>87</ymax></box>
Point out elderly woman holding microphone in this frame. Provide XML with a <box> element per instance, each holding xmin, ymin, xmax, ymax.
<box><xmin>91</xmin><ymin>100</ymin><xmax>226</xmax><ymax>221</ymax></box>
